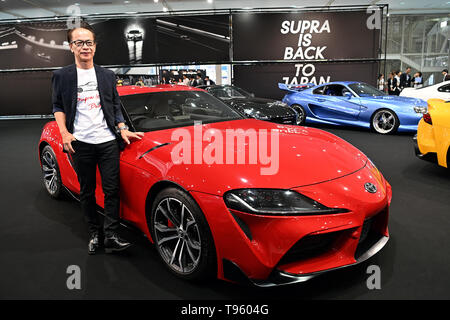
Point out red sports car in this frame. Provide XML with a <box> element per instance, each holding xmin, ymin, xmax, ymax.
<box><xmin>38</xmin><ymin>84</ymin><xmax>391</xmax><ymax>286</ymax></box>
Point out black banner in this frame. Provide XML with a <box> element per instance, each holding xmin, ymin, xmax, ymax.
<box><xmin>0</xmin><ymin>22</ymin><xmax>73</xmax><ymax>69</ymax></box>
<box><xmin>94</xmin><ymin>15</ymin><xmax>230</xmax><ymax>65</ymax></box>
<box><xmin>233</xmin><ymin>62</ymin><xmax>380</xmax><ymax>100</ymax></box>
<box><xmin>154</xmin><ymin>15</ymin><xmax>230</xmax><ymax>63</ymax></box>
<box><xmin>0</xmin><ymin>15</ymin><xmax>230</xmax><ymax>70</ymax></box>
<box><xmin>232</xmin><ymin>11</ymin><xmax>380</xmax><ymax>61</ymax></box>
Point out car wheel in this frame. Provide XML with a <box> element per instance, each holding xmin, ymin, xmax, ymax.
<box><xmin>371</xmin><ymin>109</ymin><xmax>399</xmax><ymax>134</ymax></box>
<box><xmin>150</xmin><ymin>187</ymin><xmax>216</xmax><ymax>281</ymax></box>
<box><xmin>40</xmin><ymin>145</ymin><xmax>63</xmax><ymax>199</ymax></box>
<box><xmin>291</xmin><ymin>104</ymin><xmax>306</xmax><ymax>125</ymax></box>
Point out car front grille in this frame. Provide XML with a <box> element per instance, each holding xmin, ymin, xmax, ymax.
<box><xmin>277</xmin><ymin>231</ymin><xmax>341</xmax><ymax>266</ymax></box>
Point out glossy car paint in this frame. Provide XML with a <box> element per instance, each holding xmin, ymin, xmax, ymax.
<box><xmin>415</xmin><ymin>99</ymin><xmax>450</xmax><ymax>168</ymax></box>
<box><xmin>281</xmin><ymin>81</ymin><xmax>425</xmax><ymax>132</ymax></box>
<box><xmin>401</xmin><ymin>80</ymin><xmax>450</xmax><ymax>102</ymax></box>
<box><xmin>38</xmin><ymin>84</ymin><xmax>391</xmax><ymax>285</ymax></box>
<box><xmin>203</xmin><ymin>85</ymin><xmax>298</xmax><ymax>125</ymax></box>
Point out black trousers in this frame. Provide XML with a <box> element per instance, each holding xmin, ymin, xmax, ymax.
<box><xmin>72</xmin><ymin>139</ymin><xmax>120</xmax><ymax>238</ymax></box>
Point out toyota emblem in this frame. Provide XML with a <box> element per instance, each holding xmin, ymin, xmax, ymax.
<box><xmin>364</xmin><ymin>182</ymin><xmax>377</xmax><ymax>193</ymax></box>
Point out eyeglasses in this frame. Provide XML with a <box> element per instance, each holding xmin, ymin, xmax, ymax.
<box><xmin>70</xmin><ymin>40</ymin><xmax>95</xmax><ymax>47</ymax></box>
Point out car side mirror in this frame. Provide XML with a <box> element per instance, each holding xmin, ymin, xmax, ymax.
<box><xmin>250</xmin><ymin>93</ymin><xmax>255</xmax><ymax>98</ymax></box>
<box><xmin>344</xmin><ymin>92</ymin><xmax>352</xmax><ymax>99</ymax></box>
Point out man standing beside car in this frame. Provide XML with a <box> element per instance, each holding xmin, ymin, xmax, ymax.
<box><xmin>52</xmin><ymin>23</ymin><xmax>144</xmax><ymax>255</ymax></box>
<box><xmin>400</xmin><ymin>67</ymin><xmax>412</xmax><ymax>90</ymax></box>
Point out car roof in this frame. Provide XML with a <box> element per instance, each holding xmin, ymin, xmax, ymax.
<box><xmin>117</xmin><ymin>84</ymin><xmax>205</xmax><ymax>96</ymax></box>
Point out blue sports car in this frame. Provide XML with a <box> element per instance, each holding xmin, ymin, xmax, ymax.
<box><xmin>279</xmin><ymin>81</ymin><xmax>427</xmax><ymax>134</ymax></box>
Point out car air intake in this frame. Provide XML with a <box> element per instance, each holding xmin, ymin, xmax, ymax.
<box><xmin>354</xmin><ymin>214</ymin><xmax>384</xmax><ymax>260</ymax></box>
<box><xmin>277</xmin><ymin>231</ymin><xmax>341</xmax><ymax>266</ymax></box>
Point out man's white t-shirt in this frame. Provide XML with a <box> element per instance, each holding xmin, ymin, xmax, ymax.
<box><xmin>72</xmin><ymin>67</ymin><xmax>116</xmax><ymax>144</ymax></box>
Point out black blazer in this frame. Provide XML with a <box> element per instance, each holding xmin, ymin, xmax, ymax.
<box><xmin>52</xmin><ymin>64</ymin><xmax>125</xmax><ymax>137</ymax></box>
<box><xmin>400</xmin><ymin>73</ymin><xmax>412</xmax><ymax>88</ymax></box>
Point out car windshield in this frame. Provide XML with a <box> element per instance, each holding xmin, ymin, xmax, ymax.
<box><xmin>121</xmin><ymin>90</ymin><xmax>243</xmax><ymax>132</ymax></box>
<box><xmin>208</xmin><ymin>86</ymin><xmax>250</xmax><ymax>99</ymax></box>
<box><xmin>348</xmin><ymin>83</ymin><xmax>385</xmax><ymax>97</ymax></box>
<box><xmin>129</xmin><ymin>30</ymin><xmax>140</xmax><ymax>34</ymax></box>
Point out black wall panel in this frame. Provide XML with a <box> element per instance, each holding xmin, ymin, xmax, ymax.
<box><xmin>0</xmin><ymin>9</ymin><xmax>383</xmax><ymax>116</ymax></box>
<box><xmin>0</xmin><ymin>71</ymin><xmax>52</xmax><ymax>115</ymax></box>
<box><xmin>232</xmin><ymin>11</ymin><xmax>380</xmax><ymax>61</ymax></box>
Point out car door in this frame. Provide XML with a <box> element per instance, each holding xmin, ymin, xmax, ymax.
<box><xmin>309</xmin><ymin>84</ymin><xmax>362</xmax><ymax>121</ymax></box>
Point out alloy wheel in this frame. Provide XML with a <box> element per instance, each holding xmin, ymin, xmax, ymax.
<box><xmin>41</xmin><ymin>148</ymin><xmax>59</xmax><ymax>196</ymax></box>
<box><xmin>153</xmin><ymin>197</ymin><xmax>202</xmax><ymax>274</ymax></box>
<box><xmin>292</xmin><ymin>105</ymin><xmax>306</xmax><ymax>125</ymax></box>
<box><xmin>372</xmin><ymin>110</ymin><xmax>398</xmax><ymax>134</ymax></box>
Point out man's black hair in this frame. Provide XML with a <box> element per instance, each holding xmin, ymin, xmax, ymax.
<box><xmin>67</xmin><ymin>21</ymin><xmax>96</xmax><ymax>43</ymax></box>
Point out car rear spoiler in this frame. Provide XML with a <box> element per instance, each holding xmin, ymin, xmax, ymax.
<box><xmin>278</xmin><ymin>83</ymin><xmax>315</xmax><ymax>93</ymax></box>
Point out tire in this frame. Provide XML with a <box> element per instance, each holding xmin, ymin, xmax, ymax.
<box><xmin>371</xmin><ymin>109</ymin><xmax>400</xmax><ymax>134</ymax></box>
<box><xmin>40</xmin><ymin>145</ymin><xmax>64</xmax><ymax>199</ymax></box>
<box><xmin>291</xmin><ymin>104</ymin><xmax>306</xmax><ymax>125</ymax></box>
<box><xmin>149</xmin><ymin>187</ymin><xmax>216</xmax><ymax>281</ymax></box>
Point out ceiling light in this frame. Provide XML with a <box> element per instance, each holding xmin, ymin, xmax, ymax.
<box><xmin>207</xmin><ymin>0</ymin><xmax>213</xmax><ymax>3</ymax></box>
<box><xmin>154</xmin><ymin>0</ymin><xmax>159</xmax><ymax>3</ymax></box>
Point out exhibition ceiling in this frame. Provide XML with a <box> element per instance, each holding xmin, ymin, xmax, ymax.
<box><xmin>0</xmin><ymin>0</ymin><xmax>449</xmax><ymax>20</ymax></box>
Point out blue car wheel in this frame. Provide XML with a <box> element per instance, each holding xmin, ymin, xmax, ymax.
<box><xmin>371</xmin><ymin>109</ymin><xmax>400</xmax><ymax>134</ymax></box>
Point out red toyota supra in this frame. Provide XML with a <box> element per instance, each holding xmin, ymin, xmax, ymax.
<box><xmin>38</xmin><ymin>84</ymin><xmax>391</xmax><ymax>286</ymax></box>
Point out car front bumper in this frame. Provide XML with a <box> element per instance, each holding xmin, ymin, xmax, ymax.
<box><xmin>413</xmin><ymin>134</ymin><xmax>438</xmax><ymax>164</ymax></box>
<box><xmin>190</xmin><ymin>161</ymin><xmax>391</xmax><ymax>286</ymax></box>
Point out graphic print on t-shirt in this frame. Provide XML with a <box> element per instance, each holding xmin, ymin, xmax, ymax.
<box><xmin>73</xmin><ymin>67</ymin><xmax>115</xmax><ymax>144</ymax></box>
<box><xmin>78</xmin><ymin>81</ymin><xmax>101</xmax><ymax>111</ymax></box>
<box><xmin>78</xmin><ymin>81</ymin><xmax>98</xmax><ymax>93</ymax></box>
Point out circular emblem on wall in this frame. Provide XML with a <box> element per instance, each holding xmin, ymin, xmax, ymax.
<box><xmin>364</xmin><ymin>182</ymin><xmax>377</xmax><ymax>193</ymax></box>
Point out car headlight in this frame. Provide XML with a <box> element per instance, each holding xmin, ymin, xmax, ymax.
<box><xmin>413</xmin><ymin>106</ymin><xmax>428</xmax><ymax>114</ymax></box>
<box><xmin>224</xmin><ymin>189</ymin><xmax>348</xmax><ymax>216</ymax></box>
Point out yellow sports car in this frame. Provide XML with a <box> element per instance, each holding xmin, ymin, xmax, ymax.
<box><xmin>414</xmin><ymin>99</ymin><xmax>450</xmax><ymax>168</ymax></box>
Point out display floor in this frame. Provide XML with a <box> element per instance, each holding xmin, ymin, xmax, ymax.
<box><xmin>1</xmin><ymin>119</ymin><xmax>449</xmax><ymax>299</ymax></box>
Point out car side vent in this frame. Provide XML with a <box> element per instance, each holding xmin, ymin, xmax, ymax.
<box><xmin>229</xmin><ymin>211</ymin><xmax>252</xmax><ymax>241</ymax></box>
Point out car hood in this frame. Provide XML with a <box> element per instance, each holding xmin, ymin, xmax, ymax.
<box><xmin>222</xmin><ymin>97</ymin><xmax>296</xmax><ymax>117</ymax></box>
<box><xmin>361</xmin><ymin>95</ymin><xmax>426</xmax><ymax>106</ymax></box>
<box><xmin>124</xmin><ymin>119</ymin><xmax>368</xmax><ymax>195</ymax></box>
